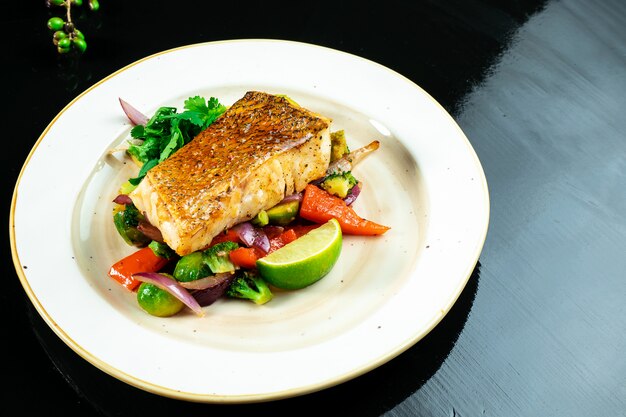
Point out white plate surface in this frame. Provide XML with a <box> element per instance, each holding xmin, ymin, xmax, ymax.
<box><xmin>10</xmin><ymin>39</ymin><xmax>489</xmax><ymax>403</ymax></box>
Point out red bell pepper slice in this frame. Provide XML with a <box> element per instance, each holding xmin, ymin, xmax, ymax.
<box><xmin>299</xmin><ymin>184</ymin><xmax>390</xmax><ymax>235</ymax></box>
<box><xmin>229</xmin><ymin>246</ymin><xmax>266</xmax><ymax>269</ymax></box>
<box><xmin>208</xmin><ymin>228</ymin><xmax>242</xmax><ymax>246</ymax></box>
<box><xmin>108</xmin><ymin>246</ymin><xmax>170</xmax><ymax>291</ymax></box>
<box><xmin>229</xmin><ymin>228</ymin><xmax>301</xmax><ymax>269</ymax></box>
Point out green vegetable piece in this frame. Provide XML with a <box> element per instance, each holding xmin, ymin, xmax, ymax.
<box><xmin>47</xmin><ymin>17</ymin><xmax>65</xmax><ymax>31</ymax></box>
<box><xmin>125</xmin><ymin>97</ymin><xmax>227</xmax><ymax>186</ymax></box>
<box><xmin>330</xmin><ymin>130</ymin><xmax>349</xmax><ymax>163</ymax></box>
<box><xmin>266</xmin><ymin>200</ymin><xmax>300</xmax><ymax>226</ymax></box>
<box><xmin>226</xmin><ymin>271</ymin><xmax>273</xmax><ymax>305</ymax></box>
<box><xmin>203</xmin><ymin>241</ymin><xmax>239</xmax><ymax>274</ymax></box>
<box><xmin>137</xmin><ymin>281</ymin><xmax>184</xmax><ymax>317</ymax></box>
<box><xmin>149</xmin><ymin>241</ymin><xmax>176</xmax><ymax>260</ymax></box>
<box><xmin>113</xmin><ymin>204</ymin><xmax>150</xmax><ymax>247</ymax></box>
<box><xmin>251</xmin><ymin>210</ymin><xmax>269</xmax><ymax>227</ymax></box>
<box><xmin>173</xmin><ymin>252</ymin><xmax>212</xmax><ymax>282</ymax></box>
<box><xmin>320</xmin><ymin>171</ymin><xmax>358</xmax><ymax>199</ymax></box>
<box><xmin>118</xmin><ymin>180</ymin><xmax>137</xmax><ymax>195</ymax></box>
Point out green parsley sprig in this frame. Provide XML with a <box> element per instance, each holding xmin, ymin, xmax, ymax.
<box><xmin>127</xmin><ymin>96</ymin><xmax>227</xmax><ymax>185</ymax></box>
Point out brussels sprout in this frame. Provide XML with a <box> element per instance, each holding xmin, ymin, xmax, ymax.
<box><xmin>173</xmin><ymin>252</ymin><xmax>212</xmax><ymax>282</ymax></box>
<box><xmin>113</xmin><ymin>204</ymin><xmax>150</xmax><ymax>247</ymax></box>
<box><xmin>136</xmin><ymin>282</ymin><xmax>184</xmax><ymax>317</ymax></box>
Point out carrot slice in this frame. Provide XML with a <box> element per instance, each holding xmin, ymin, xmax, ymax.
<box><xmin>299</xmin><ymin>184</ymin><xmax>390</xmax><ymax>236</ymax></box>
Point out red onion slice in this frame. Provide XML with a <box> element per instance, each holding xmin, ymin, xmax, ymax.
<box><xmin>343</xmin><ymin>183</ymin><xmax>361</xmax><ymax>206</ymax></box>
<box><xmin>137</xmin><ymin>220</ymin><xmax>164</xmax><ymax>243</ymax></box>
<box><xmin>119</xmin><ymin>98</ymin><xmax>149</xmax><ymax>126</ymax></box>
<box><xmin>133</xmin><ymin>272</ymin><xmax>204</xmax><ymax>316</ymax></box>
<box><xmin>112</xmin><ymin>194</ymin><xmax>133</xmax><ymax>205</ymax></box>
<box><xmin>179</xmin><ymin>272</ymin><xmax>234</xmax><ymax>290</ymax></box>
<box><xmin>279</xmin><ymin>192</ymin><xmax>303</xmax><ymax>204</ymax></box>
<box><xmin>232</xmin><ymin>222</ymin><xmax>270</xmax><ymax>252</ymax></box>
<box><xmin>188</xmin><ymin>273</ymin><xmax>236</xmax><ymax>307</ymax></box>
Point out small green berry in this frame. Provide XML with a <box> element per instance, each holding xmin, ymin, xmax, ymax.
<box><xmin>72</xmin><ymin>0</ymin><xmax>83</xmax><ymax>5</ymax></box>
<box><xmin>50</xmin><ymin>0</ymin><xmax>65</xmax><ymax>6</ymax></box>
<box><xmin>58</xmin><ymin>37</ymin><xmax>71</xmax><ymax>49</ymax></box>
<box><xmin>73</xmin><ymin>38</ymin><xmax>87</xmax><ymax>53</ymax></box>
<box><xmin>57</xmin><ymin>45</ymin><xmax>71</xmax><ymax>54</ymax></box>
<box><xmin>52</xmin><ymin>31</ymin><xmax>67</xmax><ymax>46</ymax></box>
<box><xmin>64</xmin><ymin>22</ymin><xmax>75</xmax><ymax>33</ymax></box>
<box><xmin>52</xmin><ymin>31</ymin><xmax>67</xmax><ymax>45</ymax></box>
<box><xmin>74</xmin><ymin>29</ymin><xmax>85</xmax><ymax>40</ymax></box>
<box><xmin>47</xmin><ymin>17</ymin><xmax>65</xmax><ymax>31</ymax></box>
<box><xmin>89</xmin><ymin>0</ymin><xmax>99</xmax><ymax>11</ymax></box>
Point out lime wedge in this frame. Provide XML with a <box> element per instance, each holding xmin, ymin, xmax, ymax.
<box><xmin>256</xmin><ymin>219</ymin><xmax>342</xmax><ymax>290</ymax></box>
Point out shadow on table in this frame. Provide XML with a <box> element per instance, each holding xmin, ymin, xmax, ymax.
<box><xmin>29</xmin><ymin>262</ymin><xmax>481</xmax><ymax>416</ymax></box>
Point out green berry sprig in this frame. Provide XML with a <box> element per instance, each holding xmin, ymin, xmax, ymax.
<box><xmin>46</xmin><ymin>0</ymin><xmax>100</xmax><ymax>54</ymax></box>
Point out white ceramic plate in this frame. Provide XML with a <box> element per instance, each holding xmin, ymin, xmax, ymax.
<box><xmin>10</xmin><ymin>39</ymin><xmax>489</xmax><ymax>403</ymax></box>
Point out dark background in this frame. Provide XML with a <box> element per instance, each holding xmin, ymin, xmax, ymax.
<box><xmin>5</xmin><ymin>1</ymin><xmax>625</xmax><ymax>416</ymax></box>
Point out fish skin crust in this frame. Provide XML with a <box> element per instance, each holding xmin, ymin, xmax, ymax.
<box><xmin>129</xmin><ymin>91</ymin><xmax>332</xmax><ymax>256</ymax></box>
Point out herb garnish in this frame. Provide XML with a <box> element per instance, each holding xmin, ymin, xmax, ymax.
<box><xmin>127</xmin><ymin>96</ymin><xmax>227</xmax><ymax>185</ymax></box>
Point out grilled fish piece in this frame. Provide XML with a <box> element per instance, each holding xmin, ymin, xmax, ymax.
<box><xmin>129</xmin><ymin>91</ymin><xmax>332</xmax><ymax>256</ymax></box>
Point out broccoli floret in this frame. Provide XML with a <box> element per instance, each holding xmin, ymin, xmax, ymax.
<box><xmin>203</xmin><ymin>241</ymin><xmax>239</xmax><ymax>273</ymax></box>
<box><xmin>320</xmin><ymin>171</ymin><xmax>358</xmax><ymax>199</ymax></box>
<box><xmin>226</xmin><ymin>271</ymin><xmax>273</xmax><ymax>305</ymax></box>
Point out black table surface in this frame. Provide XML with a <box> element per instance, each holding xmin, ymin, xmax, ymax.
<box><xmin>5</xmin><ymin>1</ymin><xmax>625</xmax><ymax>416</ymax></box>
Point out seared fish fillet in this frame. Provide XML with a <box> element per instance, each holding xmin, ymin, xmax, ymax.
<box><xmin>129</xmin><ymin>91</ymin><xmax>332</xmax><ymax>256</ymax></box>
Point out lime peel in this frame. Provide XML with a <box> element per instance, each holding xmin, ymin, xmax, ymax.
<box><xmin>256</xmin><ymin>219</ymin><xmax>342</xmax><ymax>290</ymax></box>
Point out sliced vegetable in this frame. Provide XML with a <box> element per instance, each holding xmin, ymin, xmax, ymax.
<box><xmin>228</xmin><ymin>227</ymin><xmax>302</xmax><ymax>268</ymax></box>
<box><xmin>133</xmin><ymin>272</ymin><xmax>204</xmax><ymax>316</ymax></box>
<box><xmin>208</xmin><ymin>228</ymin><xmax>242</xmax><ymax>246</ymax></box>
<box><xmin>266</xmin><ymin>200</ymin><xmax>300</xmax><ymax>225</ymax></box>
<box><xmin>188</xmin><ymin>273</ymin><xmax>236</xmax><ymax>307</ymax></box>
<box><xmin>232</xmin><ymin>222</ymin><xmax>270</xmax><ymax>252</ymax></box>
<box><xmin>229</xmin><ymin>246</ymin><xmax>266</xmax><ymax>269</ymax></box>
<box><xmin>299</xmin><ymin>184</ymin><xmax>390</xmax><ymax>236</ymax></box>
<box><xmin>119</xmin><ymin>98</ymin><xmax>149</xmax><ymax>126</ymax></box>
<box><xmin>112</xmin><ymin>194</ymin><xmax>133</xmax><ymax>205</ymax></box>
<box><xmin>268</xmin><ymin>228</ymin><xmax>297</xmax><ymax>252</ymax></box>
<box><xmin>178</xmin><ymin>272</ymin><xmax>235</xmax><ymax>290</ymax></box>
<box><xmin>285</xmin><ymin>223</ymin><xmax>320</xmax><ymax>238</ymax></box>
<box><xmin>251</xmin><ymin>210</ymin><xmax>269</xmax><ymax>227</ymax></box>
<box><xmin>108</xmin><ymin>246</ymin><xmax>171</xmax><ymax>291</ymax></box>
